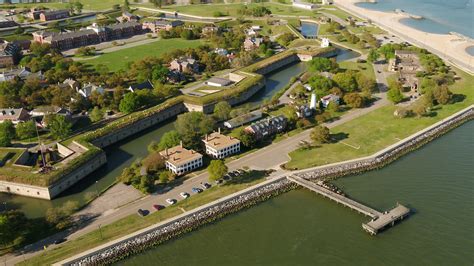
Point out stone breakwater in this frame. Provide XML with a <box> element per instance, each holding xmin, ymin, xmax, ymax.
<box><xmin>65</xmin><ymin>179</ymin><xmax>297</xmax><ymax>266</ymax></box>
<box><xmin>296</xmin><ymin>107</ymin><xmax>474</xmax><ymax>181</ymax></box>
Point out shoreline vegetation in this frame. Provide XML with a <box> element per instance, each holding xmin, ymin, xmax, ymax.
<box><xmin>53</xmin><ymin>106</ymin><xmax>473</xmax><ymax>265</ymax></box>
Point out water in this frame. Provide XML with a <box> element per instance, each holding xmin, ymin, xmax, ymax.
<box><xmin>300</xmin><ymin>22</ymin><xmax>318</xmax><ymax>38</ymax></box>
<box><xmin>119</xmin><ymin>121</ymin><xmax>474</xmax><ymax>265</ymax></box>
<box><xmin>356</xmin><ymin>0</ymin><xmax>474</xmax><ymax>38</ymax></box>
<box><xmin>466</xmin><ymin>46</ymin><xmax>474</xmax><ymax>56</ymax></box>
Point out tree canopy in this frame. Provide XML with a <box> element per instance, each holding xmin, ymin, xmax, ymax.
<box><xmin>174</xmin><ymin>112</ymin><xmax>214</xmax><ymax>149</ymax></box>
<box><xmin>207</xmin><ymin>160</ymin><xmax>228</xmax><ymax>181</ymax></box>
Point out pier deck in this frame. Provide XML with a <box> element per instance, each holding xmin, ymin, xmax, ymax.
<box><xmin>287</xmin><ymin>175</ymin><xmax>410</xmax><ymax>235</ymax></box>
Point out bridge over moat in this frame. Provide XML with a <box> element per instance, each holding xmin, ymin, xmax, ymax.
<box><xmin>287</xmin><ymin>175</ymin><xmax>410</xmax><ymax>235</ymax></box>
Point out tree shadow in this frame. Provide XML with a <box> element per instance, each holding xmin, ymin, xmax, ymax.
<box><xmin>451</xmin><ymin>94</ymin><xmax>465</xmax><ymax>104</ymax></box>
<box><xmin>331</xmin><ymin>132</ymin><xmax>349</xmax><ymax>143</ymax></box>
<box><xmin>223</xmin><ymin>170</ymin><xmax>269</xmax><ymax>186</ymax></box>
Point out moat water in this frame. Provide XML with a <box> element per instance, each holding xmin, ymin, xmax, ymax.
<box><xmin>118</xmin><ymin>121</ymin><xmax>474</xmax><ymax>266</ymax></box>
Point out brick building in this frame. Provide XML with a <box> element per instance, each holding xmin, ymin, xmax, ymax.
<box><xmin>39</xmin><ymin>10</ymin><xmax>70</xmax><ymax>22</ymax></box>
<box><xmin>0</xmin><ymin>42</ymin><xmax>21</xmax><ymax>68</ymax></box>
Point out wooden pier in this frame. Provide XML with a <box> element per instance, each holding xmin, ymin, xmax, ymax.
<box><xmin>287</xmin><ymin>175</ymin><xmax>410</xmax><ymax>235</ymax></box>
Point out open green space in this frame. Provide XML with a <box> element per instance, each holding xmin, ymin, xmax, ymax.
<box><xmin>285</xmin><ymin>68</ymin><xmax>474</xmax><ymax>169</ymax></box>
<box><xmin>85</xmin><ymin>39</ymin><xmax>204</xmax><ymax>71</ymax></box>
<box><xmin>12</xmin><ymin>0</ymin><xmax>122</xmax><ymax>11</ymax></box>
<box><xmin>339</xmin><ymin>60</ymin><xmax>375</xmax><ymax>80</ymax></box>
<box><xmin>19</xmin><ymin>171</ymin><xmax>267</xmax><ymax>266</ymax></box>
<box><xmin>154</xmin><ymin>3</ymin><xmax>317</xmax><ymax>17</ymax></box>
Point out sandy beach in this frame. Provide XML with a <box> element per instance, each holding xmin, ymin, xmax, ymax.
<box><xmin>333</xmin><ymin>0</ymin><xmax>474</xmax><ymax>75</ymax></box>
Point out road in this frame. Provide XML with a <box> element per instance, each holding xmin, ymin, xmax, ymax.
<box><xmin>279</xmin><ymin>80</ymin><xmax>302</xmax><ymax>105</ymax></box>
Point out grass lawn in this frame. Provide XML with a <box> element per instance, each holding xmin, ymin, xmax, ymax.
<box><xmin>19</xmin><ymin>170</ymin><xmax>268</xmax><ymax>266</ymax></box>
<box><xmin>154</xmin><ymin>3</ymin><xmax>317</xmax><ymax>17</ymax></box>
<box><xmin>285</xmin><ymin>68</ymin><xmax>474</xmax><ymax>169</ymax></box>
<box><xmin>85</xmin><ymin>39</ymin><xmax>204</xmax><ymax>71</ymax></box>
<box><xmin>339</xmin><ymin>60</ymin><xmax>375</xmax><ymax>80</ymax></box>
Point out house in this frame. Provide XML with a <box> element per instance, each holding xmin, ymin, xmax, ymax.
<box><xmin>63</xmin><ymin>78</ymin><xmax>80</xmax><ymax>90</ymax></box>
<box><xmin>321</xmin><ymin>37</ymin><xmax>330</xmax><ymax>48</ymax></box>
<box><xmin>224</xmin><ymin>109</ymin><xmax>263</xmax><ymax>129</ymax></box>
<box><xmin>127</xmin><ymin>80</ymin><xmax>154</xmax><ymax>92</ymax></box>
<box><xmin>39</xmin><ymin>10</ymin><xmax>69</xmax><ymax>22</ymax></box>
<box><xmin>203</xmin><ymin>129</ymin><xmax>241</xmax><ymax>159</ymax></box>
<box><xmin>159</xmin><ymin>143</ymin><xmax>203</xmax><ymax>175</ymax></box>
<box><xmin>117</xmin><ymin>11</ymin><xmax>139</xmax><ymax>23</ymax></box>
<box><xmin>292</xmin><ymin>1</ymin><xmax>316</xmax><ymax>10</ymax></box>
<box><xmin>167</xmin><ymin>70</ymin><xmax>186</xmax><ymax>83</ymax></box>
<box><xmin>27</xmin><ymin>8</ymin><xmax>44</xmax><ymax>20</ymax></box>
<box><xmin>0</xmin><ymin>42</ymin><xmax>20</xmax><ymax>67</ymax></box>
<box><xmin>32</xmin><ymin>21</ymin><xmax>142</xmax><ymax>50</ymax></box>
<box><xmin>30</xmin><ymin>106</ymin><xmax>71</xmax><ymax>118</ymax></box>
<box><xmin>142</xmin><ymin>19</ymin><xmax>184</xmax><ymax>33</ymax></box>
<box><xmin>0</xmin><ymin>108</ymin><xmax>30</xmax><ymax>125</ymax></box>
<box><xmin>321</xmin><ymin>94</ymin><xmax>340</xmax><ymax>108</ymax></box>
<box><xmin>0</xmin><ymin>67</ymin><xmax>43</xmax><ymax>82</ymax></box>
<box><xmin>205</xmin><ymin>77</ymin><xmax>232</xmax><ymax>87</ymax></box>
<box><xmin>295</xmin><ymin>105</ymin><xmax>313</xmax><ymax>118</ymax></box>
<box><xmin>214</xmin><ymin>48</ymin><xmax>228</xmax><ymax>56</ymax></box>
<box><xmin>244</xmin><ymin>115</ymin><xmax>288</xmax><ymax>140</ymax></box>
<box><xmin>78</xmin><ymin>83</ymin><xmax>105</xmax><ymax>98</ymax></box>
<box><xmin>201</xmin><ymin>26</ymin><xmax>220</xmax><ymax>36</ymax></box>
<box><xmin>304</xmin><ymin>84</ymin><xmax>312</xmax><ymax>91</ymax></box>
<box><xmin>169</xmin><ymin>57</ymin><xmax>200</xmax><ymax>73</ymax></box>
<box><xmin>243</xmin><ymin>37</ymin><xmax>263</xmax><ymax>51</ymax></box>
<box><xmin>0</xmin><ymin>19</ymin><xmax>17</xmax><ymax>29</ymax></box>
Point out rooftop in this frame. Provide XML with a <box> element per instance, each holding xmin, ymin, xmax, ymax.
<box><xmin>159</xmin><ymin>145</ymin><xmax>202</xmax><ymax>166</ymax></box>
<box><xmin>203</xmin><ymin>132</ymin><xmax>240</xmax><ymax>150</ymax></box>
<box><xmin>205</xmin><ymin>77</ymin><xmax>232</xmax><ymax>86</ymax></box>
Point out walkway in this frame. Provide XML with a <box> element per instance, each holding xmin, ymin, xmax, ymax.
<box><xmin>278</xmin><ymin>80</ymin><xmax>301</xmax><ymax>105</ymax></box>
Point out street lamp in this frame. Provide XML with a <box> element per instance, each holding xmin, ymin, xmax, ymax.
<box><xmin>98</xmin><ymin>224</ymin><xmax>103</xmax><ymax>240</ymax></box>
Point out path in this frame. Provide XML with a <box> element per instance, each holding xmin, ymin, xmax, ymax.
<box><xmin>279</xmin><ymin>80</ymin><xmax>301</xmax><ymax>105</ymax></box>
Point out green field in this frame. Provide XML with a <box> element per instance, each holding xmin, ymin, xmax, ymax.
<box><xmin>339</xmin><ymin>60</ymin><xmax>375</xmax><ymax>80</ymax></box>
<box><xmin>19</xmin><ymin>171</ymin><xmax>268</xmax><ymax>266</ymax></box>
<box><xmin>12</xmin><ymin>0</ymin><xmax>122</xmax><ymax>11</ymax></box>
<box><xmin>285</xmin><ymin>68</ymin><xmax>474</xmax><ymax>169</ymax></box>
<box><xmin>85</xmin><ymin>39</ymin><xmax>204</xmax><ymax>71</ymax></box>
<box><xmin>155</xmin><ymin>3</ymin><xmax>317</xmax><ymax>17</ymax></box>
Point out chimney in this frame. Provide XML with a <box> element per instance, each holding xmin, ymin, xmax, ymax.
<box><xmin>218</xmin><ymin>127</ymin><xmax>221</xmax><ymax>134</ymax></box>
<box><xmin>165</xmin><ymin>148</ymin><xmax>169</xmax><ymax>156</ymax></box>
<box><xmin>180</xmin><ymin>141</ymin><xmax>183</xmax><ymax>148</ymax></box>
<box><xmin>205</xmin><ymin>134</ymin><xmax>208</xmax><ymax>141</ymax></box>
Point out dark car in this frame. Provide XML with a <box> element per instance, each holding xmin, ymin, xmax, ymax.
<box><xmin>153</xmin><ymin>204</ymin><xmax>164</xmax><ymax>211</ymax></box>
<box><xmin>201</xmin><ymin>182</ymin><xmax>211</xmax><ymax>189</ymax></box>
<box><xmin>223</xmin><ymin>174</ymin><xmax>231</xmax><ymax>181</ymax></box>
<box><xmin>215</xmin><ymin>179</ymin><xmax>224</xmax><ymax>185</ymax></box>
<box><xmin>137</xmin><ymin>209</ymin><xmax>147</xmax><ymax>217</ymax></box>
<box><xmin>54</xmin><ymin>238</ymin><xmax>66</xmax><ymax>245</ymax></box>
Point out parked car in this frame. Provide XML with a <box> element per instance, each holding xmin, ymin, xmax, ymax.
<box><xmin>54</xmin><ymin>238</ymin><xmax>66</xmax><ymax>245</ymax></box>
<box><xmin>180</xmin><ymin>192</ymin><xmax>190</xmax><ymax>199</ymax></box>
<box><xmin>223</xmin><ymin>174</ymin><xmax>231</xmax><ymax>181</ymax></box>
<box><xmin>137</xmin><ymin>209</ymin><xmax>147</xmax><ymax>217</ymax></box>
<box><xmin>165</xmin><ymin>198</ymin><xmax>176</xmax><ymax>205</ymax></box>
<box><xmin>215</xmin><ymin>179</ymin><xmax>224</xmax><ymax>185</ymax></box>
<box><xmin>192</xmin><ymin>187</ymin><xmax>203</xmax><ymax>193</ymax></box>
<box><xmin>153</xmin><ymin>204</ymin><xmax>164</xmax><ymax>211</ymax></box>
<box><xmin>201</xmin><ymin>182</ymin><xmax>211</xmax><ymax>189</ymax></box>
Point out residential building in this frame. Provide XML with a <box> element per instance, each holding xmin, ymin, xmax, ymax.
<box><xmin>244</xmin><ymin>115</ymin><xmax>288</xmax><ymax>140</ymax></box>
<box><xmin>39</xmin><ymin>10</ymin><xmax>69</xmax><ymax>22</ymax></box>
<box><xmin>214</xmin><ymin>48</ymin><xmax>228</xmax><ymax>56</ymax></box>
<box><xmin>30</xmin><ymin>106</ymin><xmax>71</xmax><ymax>118</ymax></box>
<box><xmin>0</xmin><ymin>41</ymin><xmax>20</xmax><ymax>67</ymax></box>
<box><xmin>321</xmin><ymin>37</ymin><xmax>330</xmax><ymax>48</ymax></box>
<box><xmin>0</xmin><ymin>67</ymin><xmax>43</xmax><ymax>82</ymax></box>
<box><xmin>27</xmin><ymin>8</ymin><xmax>44</xmax><ymax>20</ymax></box>
<box><xmin>63</xmin><ymin>78</ymin><xmax>80</xmax><ymax>90</ymax></box>
<box><xmin>295</xmin><ymin>105</ymin><xmax>313</xmax><ymax>118</ymax></box>
<box><xmin>224</xmin><ymin>110</ymin><xmax>263</xmax><ymax>129</ymax></box>
<box><xmin>32</xmin><ymin>21</ymin><xmax>142</xmax><ymax>51</ymax></box>
<box><xmin>142</xmin><ymin>19</ymin><xmax>184</xmax><ymax>33</ymax></box>
<box><xmin>0</xmin><ymin>19</ymin><xmax>17</xmax><ymax>28</ymax></box>
<box><xmin>321</xmin><ymin>94</ymin><xmax>340</xmax><ymax>108</ymax></box>
<box><xmin>159</xmin><ymin>143</ymin><xmax>203</xmax><ymax>175</ymax></box>
<box><xmin>0</xmin><ymin>108</ymin><xmax>30</xmax><ymax>125</ymax></box>
<box><xmin>117</xmin><ymin>11</ymin><xmax>139</xmax><ymax>23</ymax></box>
<box><xmin>244</xmin><ymin>37</ymin><xmax>263</xmax><ymax>51</ymax></box>
<box><xmin>205</xmin><ymin>77</ymin><xmax>232</xmax><ymax>87</ymax></box>
<box><xmin>203</xmin><ymin>130</ymin><xmax>241</xmax><ymax>159</ymax></box>
<box><xmin>169</xmin><ymin>57</ymin><xmax>200</xmax><ymax>73</ymax></box>
<box><xmin>127</xmin><ymin>80</ymin><xmax>154</xmax><ymax>92</ymax></box>
<box><xmin>78</xmin><ymin>83</ymin><xmax>105</xmax><ymax>98</ymax></box>
<box><xmin>201</xmin><ymin>26</ymin><xmax>220</xmax><ymax>36</ymax></box>
<box><xmin>292</xmin><ymin>1</ymin><xmax>316</xmax><ymax>10</ymax></box>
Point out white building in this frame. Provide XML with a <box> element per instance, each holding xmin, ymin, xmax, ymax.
<box><xmin>292</xmin><ymin>1</ymin><xmax>316</xmax><ymax>10</ymax></box>
<box><xmin>322</xmin><ymin>0</ymin><xmax>334</xmax><ymax>5</ymax></box>
<box><xmin>78</xmin><ymin>83</ymin><xmax>104</xmax><ymax>98</ymax></box>
<box><xmin>159</xmin><ymin>143</ymin><xmax>203</xmax><ymax>176</ymax></box>
<box><xmin>203</xmin><ymin>130</ymin><xmax>241</xmax><ymax>159</ymax></box>
<box><xmin>205</xmin><ymin>77</ymin><xmax>233</xmax><ymax>87</ymax></box>
<box><xmin>321</xmin><ymin>37</ymin><xmax>330</xmax><ymax>48</ymax></box>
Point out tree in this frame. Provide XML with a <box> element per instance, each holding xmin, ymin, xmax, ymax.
<box><xmin>47</xmin><ymin>115</ymin><xmax>72</xmax><ymax>140</ymax></box>
<box><xmin>387</xmin><ymin>87</ymin><xmax>404</xmax><ymax>104</ymax></box>
<box><xmin>0</xmin><ymin>120</ymin><xmax>15</xmax><ymax>147</ymax></box>
<box><xmin>343</xmin><ymin>93</ymin><xmax>364</xmax><ymax>108</ymax></box>
<box><xmin>378</xmin><ymin>44</ymin><xmax>395</xmax><ymax>59</ymax></box>
<box><xmin>157</xmin><ymin>130</ymin><xmax>181</xmax><ymax>150</ymax></box>
<box><xmin>142</xmin><ymin>152</ymin><xmax>165</xmax><ymax>173</ymax></box>
<box><xmin>238</xmin><ymin>129</ymin><xmax>256</xmax><ymax>148</ymax></box>
<box><xmin>119</xmin><ymin>92</ymin><xmax>142</xmax><ymax>114</ymax></box>
<box><xmin>332</xmin><ymin>72</ymin><xmax>358</xmax><ymax>92</ymax></box>
<box><xmin>308</xmin><ymin>75</ymin><xmax>334</xmax><ymax>97</ymax></box>
<box><xmin>207</xmin><ymin>160</ymin><xmax>228</xmax><ymax>182</ymax></box>
<box><xmin>122</xmin><ymin>0</ymin><xmax>130</xmax><ymax>11</ymax></box>
<box><xmin>151</xmin><ymin>65</ymin><xmax>169</xmax><ymax>84</ymax></box>
<box><xmin>367</xmin><ymin>49</ymin><xmax>379</xmax><ymax>63</ymax></box>
<box><xmin>16</xmin><ymin>120</ymin><xmax>37</xmax><ymax>140</ymax></box>
<box><xmin>310</xmin><ymin>125</ymin><xmax>331</xmax><ymax>144</ymax></box>
<box><xmin>276</xmin><ymin>33</ymin><xmax>296</xmax><ymax>47</ymax></box>
<box><xmin>174</xmin><ymin>112</ymin><xmax>214</xmax><ymax>149</ymax></box>
<box><xmin>89</xmin><ymin>106</ymin><xmax>104</xmax><ymax>122</ymax></box>
<box><xmin>432</xmin><ymin>85</ymin><xmax>452</xmax><ymax>105</ymax></box>
<box><xmin>213</xmin><ymin>101</ymin><xmax>232</xmax><ymax>121</ymax></box>
<box><xmin>308</xmin><ymin>57</ymin><xmax>337</xmax><ymax>73</ymax></box>
<box><xmin>159</xmin><ymin>171</ymin><xmax>172</xmax><ymax>183</ymax></box>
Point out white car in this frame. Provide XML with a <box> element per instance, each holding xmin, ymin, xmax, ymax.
<box><xmin>180</xmin><ymin>192</ymin><xmax>190</xmax><ymax>199</ymax></box>
<box><xmin>165</xmin><ymin>198</ymin><xmax>176</xmax><ymax>205</ymax></box>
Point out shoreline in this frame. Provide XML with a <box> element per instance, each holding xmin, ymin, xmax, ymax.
<box><xmin>333</xmin><ymin>0</ymin><xmax>474</xmax><ymax>75</ymax></box>
<box><xmin>56</xmin><ymin>106</ymin><xmax>473</xmax><ymax>266</ymax></box>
